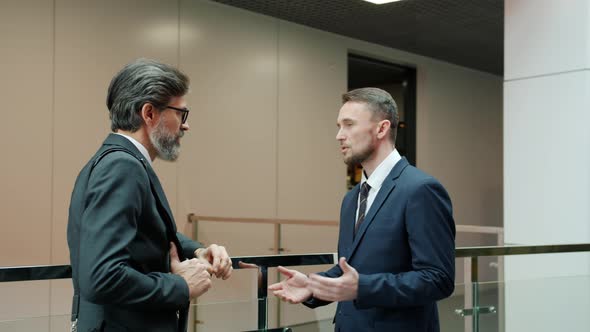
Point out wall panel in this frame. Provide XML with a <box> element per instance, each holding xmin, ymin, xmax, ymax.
<box><xmin>179</xmin><ymin>0</ymin><xmax>278</xmax><ymax>221</ymax></box>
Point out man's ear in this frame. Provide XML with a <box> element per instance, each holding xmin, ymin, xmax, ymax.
<box><xmin>140</xmin><ymin>103</ymin><xmax>158</xmax><ymax>127</ymax></box>
<box><xmin>376</xmin><ymin>119</ymin><xmax>391</xmax><ymax>140</ymax></box>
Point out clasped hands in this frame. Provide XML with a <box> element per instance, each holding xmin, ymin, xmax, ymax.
<box><xmin>268</xmin><ymin>257</ymin><xmax>359</xmax><ymax>304</ymax></box>
<box><xmin>170</xmin><ymin>242</ymin><xmax>233</xmax><ymax>299</ymax></box>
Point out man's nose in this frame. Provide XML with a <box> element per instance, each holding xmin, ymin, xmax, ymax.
<box><xmin>181</xmin><ymin>121</ymin><xmax>190</xmax><ymax>132</ymax></box>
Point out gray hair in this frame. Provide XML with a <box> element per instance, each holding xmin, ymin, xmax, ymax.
<box><xmin>342</xmin><ymin>87</ymin><xmax>399</xmax><ymax>144</ymax></box>
<box><xmin>106</xmin><ymin>58</ymin><xmax>189</xmax><ymax>132</ymax></box>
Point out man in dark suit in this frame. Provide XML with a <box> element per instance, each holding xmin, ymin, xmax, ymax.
<box><xmin>67</xmin><ymin>59</ymin><xmax>233</xmax><ymax>332</ymax></box>
<box><xmin>269</xmin><ymin>87</ymin><xmax>455</xmax><ymax>331</ymax></box>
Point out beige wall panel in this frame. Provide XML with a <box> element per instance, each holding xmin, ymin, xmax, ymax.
<box><xmin>178</xmin><ymin>0</ymin><xmax>278</xmax><ymax>221</ymax></box>
<box><xmin>415</xmin><ymin>65</ymin><xmax>503</xmax><ymax>227</ymax></box>
<box><xmin>277</xmin><ymin>22</ymin><xmax>348</xmax><ymax>221</ymax></box>
<box><xmin>52</xmin><ymin>0</ymin><xmax>181</xmax><ymax>266</ymax></box>
<box><xmin>0</xmin><ymin>0</ymin><xmax>52</xmax><ymax>327</ymax></box>
<box><xmin>196</xmin><ymin>221</ymin><xmax>275</xmax><ymax>256</ymax></box>
<box><xmin>280</xmin><ymin>224</ymin><xmax>339</xmax><ymax>254</ymax></box>
<box><xmin>0</xmin><ymin>0</ymin><xmax>53</xmax><ymax>267</ymax></box>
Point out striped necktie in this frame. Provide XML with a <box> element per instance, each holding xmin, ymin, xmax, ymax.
<box><xmin>355</xmin><ymin>182</ymin><xmax>371</xmax><ymax>235</ymax></box>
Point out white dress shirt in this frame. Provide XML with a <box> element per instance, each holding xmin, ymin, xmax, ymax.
<box><xmin>114</xmin><ymin>132</ymin><xmax>153</xmax><ymax>166</ymax></box>
<box><xmin>356</xmin><ymin>149</ymin><xmax>402</xmax><ymax>222</ymax></box>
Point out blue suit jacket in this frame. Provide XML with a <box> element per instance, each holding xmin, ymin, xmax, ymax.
<box><xmin>305</xmin><ymin>158</ymin><xmax>455</xmax><ymax>332</ymax></box>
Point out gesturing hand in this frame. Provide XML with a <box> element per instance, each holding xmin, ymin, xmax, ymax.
<box><xmin>195</xmin><ymin>244</ymin><xmax>233</xmax><ymax>280</ymax></box>
<box><xmin>268</xmin><ymin>266</ymin><xmax>312</xmax><ymax>304</ymax></box>
<box><xmin>170</xmin><ymin>242</ymin><xmax>212</xmax><ymax>299</ymax></box>
<box><xmin>307</xmin><ymin>257</ymin><xmax>359</xmax><ymax>302</ymax></box>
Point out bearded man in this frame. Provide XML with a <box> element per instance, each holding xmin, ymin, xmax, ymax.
<box><xmin>67</xmin><ymin>59</ymin><xmax>232</xmax><ymax>332</ymax></box>
<box><xmin>269</xmin><ymin>87</ymin><xmax>456</xmax><ymax>332</ymax></box>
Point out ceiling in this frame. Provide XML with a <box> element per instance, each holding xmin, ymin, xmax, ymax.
<box><xmin>210</xmin><ymin>0</ymin><xmax>504</xmax><ymax>75</ymax></box>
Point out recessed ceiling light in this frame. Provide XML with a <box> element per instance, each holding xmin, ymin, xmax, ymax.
<box><xmin>363</xmin><ymin>0</ymin><xmax>403</xmax><ymax>4</ymax></box>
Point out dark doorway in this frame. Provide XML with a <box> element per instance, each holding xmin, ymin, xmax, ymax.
<box><xmin>347</xmin><ymin>54</ymin><xmax>417</xmax><ymax>189</ymax></box>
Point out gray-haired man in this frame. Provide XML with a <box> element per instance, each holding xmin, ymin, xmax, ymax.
<box><xmin>67</xmin><ymin>59</ymin><xmax>233</xmax><ymax>332</ymax></box>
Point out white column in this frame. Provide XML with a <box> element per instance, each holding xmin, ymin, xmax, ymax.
<box><xmin>504</xmin><ymin>1</ymin><xmax>590</xmax><ymax>331</ymax></box>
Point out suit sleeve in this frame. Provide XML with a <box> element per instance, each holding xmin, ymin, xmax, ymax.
<box><xmin>177</xmin><ymin>232</ymin><xmax>204</xmax><ymax>259</ymax></box>
<box><xmin>355</xmin><ymin>179</ymin><xmax>456</xmax><ymax>309</ymax></box>
<box><xmin>78</xmin><ymin>153</ymin><xmax>189</xmax><ymax>308</ymax></box>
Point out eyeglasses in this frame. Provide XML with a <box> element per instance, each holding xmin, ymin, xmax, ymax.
<box><xmin>166</xmin><ymin>106</ymin><xmax>190</xmax><ymax>124</ymax></box>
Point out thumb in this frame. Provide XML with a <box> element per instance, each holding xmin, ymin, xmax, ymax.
<box><xmin>277</xmin><ymin>266</ymin><xmax>295</xmax><ymax>278</ymax></box>
<box><xmin>339</xmin><ymin>257</ymin><xmax>352</xmax><ymax>273</ymax></box>
<box><xmin>169</xmin><ymin>242</ymin><xmax>180</xmax><ymax>264</ymax></box>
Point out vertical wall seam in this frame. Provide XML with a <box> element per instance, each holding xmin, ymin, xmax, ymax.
<box><xmin>49</xmin><ymin>0</ymin><xmax>57</xmax><ymax>321</ymax></box>
<box><xmin>275</xmin><ymin>19</ymin><xmax>280</xmax><ymax>223</ymax></box>
<box><xmin>274</xmin><ymin>17</ymin><xmax>281</xmax><ymax>327</ymax></box>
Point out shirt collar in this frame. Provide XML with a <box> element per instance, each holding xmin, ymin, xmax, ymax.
<box><xmin>114</xmin><ymin>132</ymin><xmax>152</xmax><ymax>166</ymax></box>
<box><xmin>361</xmin><ymin>149</ymin><xmax>402</xmax><ymax>190</ymax></box>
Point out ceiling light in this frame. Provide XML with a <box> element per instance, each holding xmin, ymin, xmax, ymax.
<box><xmin>363</xmin><ymin>0</ymin><xmax>403</xmax><ymax>4</ymax></box>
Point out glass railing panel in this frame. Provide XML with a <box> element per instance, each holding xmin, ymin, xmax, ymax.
<box><xmin>191</xmin><ymin>299</ymin><xmax>260</xmax><ymax>331</ymax></box>
<box><xmin>269</xmin><ymin>265</ymin><xmax>336</xmax><ymax>332</ymax></box>
<box><xmin>475</xmin><ymin>281</ymin><xmax>502</xmax><ymax>332</ymax></box>
<box><xmin>439</xmin><ymin>282</ymin><xmax>467</xmax><ymax>332</ymax></box>
<box><xmin>192</xmin><ymin>266</ymin><xmax>261</xmax><ymax>331</ymax></box>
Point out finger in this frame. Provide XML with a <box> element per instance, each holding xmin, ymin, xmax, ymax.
<box><xmin>222</xmin><ymin>266</ymin><xmax>233</xmax><ymax>280</ymax></box>
<box><xmin>339</xmin><ymin>257</ymin><xmax>352</xmax><ymax>273</ymax></box>
<box><xmin>209</xmin><ymin>245</ymin><xmax>222</xmax><ymax>272</ymax></box>
<box><xmin>272</xmin><ymin>290</ymin><xmax>289</xmax><ymax>301</ymax></box>
<box><xmin>238</xmin><ymin>261</ymin><xmax>258</xmax><ymax>269</ymax></box>
<box><xmin>213</xmin><ymin>257</ymin><xmax>231</xmax><ymax>279</ymax></box>
<box><xmin>198</xmin><ymin>259</ymin><xmax>214</xmax><ymax>275</ymax></box>
<box><xmin>277</xmin><ymin>266</ymin><xmax>295</xmax><ymax>278</ymax></box>
<box><xmin>268</xmin><ymin>282</ymin><xmax>283</xmax><ymax>291</ymax></box>
<box><xmin>169</xmin><ymin>242</ymin><xmax>180</xmax><ymax>263</ymax></box>
<box><xmin>217</xmin><ymin>262</ymin><xmax>231</xmax><ymax>279</ymax></box>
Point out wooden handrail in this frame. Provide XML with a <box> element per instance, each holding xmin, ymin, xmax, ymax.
<box><xmin>187</xmin><ymin>213</ymin><xmax>339</xmax><ymax>226</ymax></box>
<box><xmin>187</xmin><ymin>213</ymin><xmax>504</xmax><ymax>234</ymax></box>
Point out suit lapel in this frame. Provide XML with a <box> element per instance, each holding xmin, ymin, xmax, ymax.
<box><xmin>102</xmin><ymin>134</ymin><xmax>178</xmax><ymax>235</ymax></box>
<box><xmin>348</xmin><ymin>158</ymin><xmax>410</xmax><ymax>261</ymax></box>
<box><xmin>144</xmin><ymin>165</ymin><xmax>177</xmax><ymax>233</ymax></box>
<box><xmin>341</xmin><ymin>185</ymin><xmax>359</xmax><ymax>248</ymax></box>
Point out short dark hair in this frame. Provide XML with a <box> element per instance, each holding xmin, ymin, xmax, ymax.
<box><xmin>106</xmin><ymin>58</ymin><xmax>190</xmax><ymax>132</ymax></box>
<box><xmin>342</xmin><ymin>87</ymin><xmax>399</xmax><ymax>144</ymax></box>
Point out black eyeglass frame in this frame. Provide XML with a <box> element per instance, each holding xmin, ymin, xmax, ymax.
<box><xmin>165</xmin><ymin>106</ymin><xmax>190</xmax><ymax>124</ymax></box>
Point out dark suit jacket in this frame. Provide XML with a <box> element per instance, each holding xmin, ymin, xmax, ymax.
<box><xmin>305</xmin><ymin>158</ymin><xmax>455</xmax><ymax>332</ymax></box>
<box><xmin>67</xmin><ymin>134</ymin><xmax>202</xmax><ymax>332</ymax></box>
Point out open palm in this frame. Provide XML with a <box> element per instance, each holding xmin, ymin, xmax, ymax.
<box><xmin>268</xmin><ymin>266</ymin><xmax>312</xmax><ymax>304</ymax></box>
